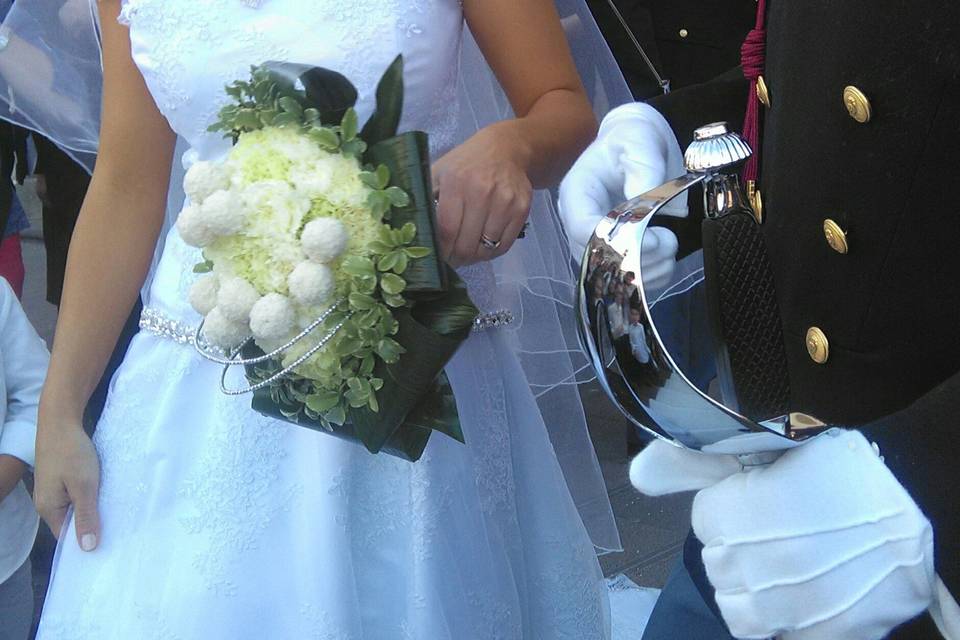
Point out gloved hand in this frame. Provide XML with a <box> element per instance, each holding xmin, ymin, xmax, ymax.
<box><xmin>558</xmin><ymin>102</ymin><xmax>687</xmax><ymax>290</ymax></box>
<box><xmin>630</xmin><ymin>430</ymin><xmax>937</xmax><ymax>640</ymax></box>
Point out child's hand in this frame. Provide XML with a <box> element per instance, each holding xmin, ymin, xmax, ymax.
<box><xmin>0</xmin><ymin>453</ymin><xmax>27</xmax><ymax>503</ymax></box>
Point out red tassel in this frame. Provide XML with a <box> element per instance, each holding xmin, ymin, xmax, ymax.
<box><xmin>741</xmin><ymin>0</ymin><xmax>767</xmax><ymax>184</ymax></box>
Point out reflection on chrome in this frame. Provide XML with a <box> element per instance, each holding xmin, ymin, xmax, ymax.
<box><xmin>576</xmin><ymin>124</ymin><xmax>829</xmax><ymax>455</ymax></box>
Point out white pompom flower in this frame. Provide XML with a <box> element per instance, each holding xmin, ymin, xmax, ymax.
<box><xmin>176</xmin><ymin>203</ymin><xmax>217</xmax><ymax>248</ymax></box>
<box><xmin>288</xmin><ymin>261</ymin><xmax>335</xmax><ymax>306</ymax></box>
<box><xmin>249</xmin><ymin>293</ymin><xmax>297</xmax><ymax>342</ymax></box>
<box><xmin>200</xmin><ymin>189</ymin><xmax>246</xmax><ymax>236</ymax></box>
<box><xmin>184</xmin><ymin>160</ymin><xmax>231</xmax><ymax>204</ymax></box>
<box><xmin>202</xmin><ymin>307</ymin><xmax>249</xmax><ymax>349</ymax></box>
<box><xmin>217</xmin><ymin>276</ymin><xmax>262</xmax><ymax>324</ymax></box>
<box><xmin>188</xmin><ymin>274</ymin><xmax>220</xmax><ymax>316</ymax></box>
<box><xmin>301</xmin><ymin>217</ymin><xmax>349</xmax><ymax>263</ymax></box>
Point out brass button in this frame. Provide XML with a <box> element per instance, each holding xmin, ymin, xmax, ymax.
<box><xmin>823</xmin><ymin>219</ymin><xmax>849</xmax><ymax>254</ymax></box>
<box><xmin>756</xmin><ymin>75</ymin><xmax>771</xmax><ymax>108</ymax></box>
<box><xmin>679</xmin><ymin>28</ymin><xmax>689</xmax><ymax>38</ymax></box>
<box><xmin>747</xmin><ymin>181</ymin><xmax>764</xmax><ymax>223</ymax></box>
<box><xmin>806</xmin><ymin>327</ymin><xmax>830</xmax><ymax>364</ymax></box>
<box><xmin>843</xmin><ymin>86</ymin><xmax>872</xmax><ymax>123</ymax></box>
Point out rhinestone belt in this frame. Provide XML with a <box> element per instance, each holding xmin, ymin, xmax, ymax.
<box><xmin>139</xmin><ymin>307</ymin><xmax>514</xmax><ymax>345</ymax></box>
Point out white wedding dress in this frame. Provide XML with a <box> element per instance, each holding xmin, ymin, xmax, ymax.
<box><xmin>36</xmin><ymin>1</ymin><xmax>612</xmax><ymax>638</ymax></box>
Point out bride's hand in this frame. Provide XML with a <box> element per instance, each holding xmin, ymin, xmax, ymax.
<box><xmin>432</xmin><ymin>122</ymin><xmax>533</xmax><ymax>268</ymax></box>
<box><xmin>34</xmin><ymin>417</ymin><xmax>102</xmax><ymax>551</ymax></box>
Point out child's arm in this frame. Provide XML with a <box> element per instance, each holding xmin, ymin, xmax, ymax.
<box><xmin>0</xmin><ymin>454</ymin><xmax>26</xmax><ymax>502</ymax></box>
<box><xmin>0</xmin><ymin>277</ymin><xmax>50</xmax><ymax>476</ymax></box>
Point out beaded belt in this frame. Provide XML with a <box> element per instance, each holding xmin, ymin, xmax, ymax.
<box><xmin>139</xmin><ymin>307</ymin><xmax>514</xmax><ymax>345</ymax></box>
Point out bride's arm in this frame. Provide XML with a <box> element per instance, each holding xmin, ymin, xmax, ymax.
<box><xmin>434</xmin><ymin>0</ymin><xmax>597</xmax><ymax>266</ymax></box>
<box><xmin>34</xmin><ymin>0</ymin><xmax>176</xmax><ymax>550</ymax></box>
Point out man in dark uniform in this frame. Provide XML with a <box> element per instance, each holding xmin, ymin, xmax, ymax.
<box><xmin>561</xmin><ymin>1</ymin><xmax>959</xmax><ymax>637</ymax></box>
<box><xmin>585</xmin><ymin>0</ymin><xmax>755</xmax><ymax>98</ymax></box>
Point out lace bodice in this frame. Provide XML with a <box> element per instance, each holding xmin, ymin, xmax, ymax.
<box><xmin>121</xmin><ymin>0</ymin><xmax>464</xmax><ymax>160</ymax></box>
<box><xmin>119</xmin><ymin>0</ymin><xmax>467</xmax><ymax>318</ymax></box>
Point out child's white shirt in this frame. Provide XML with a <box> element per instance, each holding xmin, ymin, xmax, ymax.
<box><xmin>0</xmin><ymin>277</ymin><xmax>49</xmax><ymax>583</ymax></box>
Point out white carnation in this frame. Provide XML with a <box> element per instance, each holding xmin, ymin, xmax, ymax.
<box><xmin>202</xmin><ymin>307</ymin><xmax>249</xmax><ymax>349</ymax></box>
<box><xmin>201</xmin><ymin>189</ymin><xmax>246</xmax><ymax>236</ymax></box>
<box><xmin>241</xmin><ymin>180</ymin><xmax>311</xmax><ymax>238</ymax></box>
<box><xmin>176</xmin><ymin>203</ymin><xmax>217</xmax><ymax>247</ymax></box>
<box><xmin>301</xmin><ymin>217</ymin><xmax>349</xmax><ymax>263</ymax></box>
<box><xmin>188</xmin><ymin>274</ymin><xmax>220</xmax><ymax>316</ymax></box>
<box><xmin>184</xmin><ymin>161</ymin><xmax>230</xmax><ymax>203</ymax></box>
<box><xmin>249</xmin><ymin>293</ymin><xmax>297</xmax><ymax>342</ymax></box>
<box><xmin>288</xmin><ymin>261</ymin><xmax>335</xmax><ymax>306</ymax></box>
<box><xmin>289</xmin><ymin>156</ymin><xmax>336</xmax><ymax>197</ymax></box>
<box><xmin>217</xmin><ymin>276</ymin><xmax>262</xmax><ymax>324</ymax></box>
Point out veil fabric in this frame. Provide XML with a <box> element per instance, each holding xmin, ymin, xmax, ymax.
<box><xmin>0</xmin><ymin>0</ymin><xmax>633</xmax><ymax>553</ymax></box>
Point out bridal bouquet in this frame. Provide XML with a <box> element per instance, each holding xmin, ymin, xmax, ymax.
<box><xmin>178</xmin><ymin>57</ymin><xmax>478</xmax><ymax>461</ymax></box>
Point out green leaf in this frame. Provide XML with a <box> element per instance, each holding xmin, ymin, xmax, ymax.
<box><xmin>278</xmin><ymin>96</ymin><xmax>303</xmax><ymax>117</ymax></box>
<box><xmin>375</xmin><ymin>164</ymin><xmax>391</xmax><ymax>190</ymax></box>
<box><xmin>383</xmin><ymin>293</ymin><xmax>406</xmax><ymax>308</ymax></box>
<box><xmin>377</xmin><ymin>251</ymin><xmax>399</xmax><ymax>273</ymax></box>
<box><xmin>325</xmin><ymin>404</ymin><xmax>347</xmax><ymax>426</ymax></box>
<box><xmin>340</xmin><ymin>139</ymin><xmax>367</xmax><ymax>158</ymax></box>
<box><xmin>305</xmin><ymin>391</ymin><xmax>341</xmax><ymax>413</ymax></box>
<box><xmin>367</xmin><ymin>240</ymin><xmax>393</xmax><ymax>255</ymax></box>
<box><xmin>340</xmin><ymin>108</ymin><xmax>359</xmax><ymax>141</ymax></box>
<box><xmin>235</xmin><ymin>108</ymin><xmax>261</xmax><ymax>130</ymax></box>
<box><xmin>193</xmin><ymin>260</ymin><xmax>214</xmax><ymax>274</ymax></box>
<box><xmin>391</xmin><ymin>251</ymin><xmax>409</xmax><ymax>274</ymax></box>
<box><xmin>376</xmin><ymin>337</ymin><xmax>404</xmax><ymax>363</ymax></box>
<box><xmin>385</xmin><ymin>186</ymin><xmax>410</xmax><ymax>208</ymax></box>
<box><xmin>359</xmin><ymin>171</ymin><xmax>380</xmax><ymax>190</ymax></box>
<box><xmin>336</xmin><ymin>336</ymin><xmax>364</xmax><ymax>356</ymax></box>
<box><xmin>348</xmin><ymin>292</ymin><xmax>378</xmax><ymax>311</ymax></box>
<box><xmin>400</xmin><ymin>222</ymin><xmax>417</xmax><ymax>244</ymax></box>
<box><xmin>259</xmin><ymin>109</ymin><xmax>279</xmax><ymax>127</ymax></box>
<box><xmin>308</xmin><ymin>127</ymin><xmax>340</xmax><ymax>150</ymax></box>
<box><xmin>359</xmin><ymin>55</ymin><xmax>405</xmax><ymax>145</ymax></box>
<box><xmin>271</xmin><ymin>112</ymin><xmax>301</xmax><ymax>128</ymax></box>
<box><xmin>367</xmin><ymin>393</ymin><xmax>380</xmax><ymax>412</ymax></box>
<box><xmin>341</xmin><ymin>255</ymin><xmax>376</xmax><ymax>277</ymax></box>
<box><xmin>405</xmin><ymin>246</ymin><xmax>432</xmax><ymax>259</ymax></box>
<box><xmin>303</xmin><ymin>107</ymin><xmax>321</xmax><ymax>122</ymax></box>
<box><xmin>380</xmin><ymin>273</ymin><xmax>407</xmax><ymax>295</ymax></box>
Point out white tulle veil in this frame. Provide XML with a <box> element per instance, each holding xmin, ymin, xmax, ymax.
<box><xmin>0</xmin><ymin>0</ymin><xmax>633</xmax><ymax>552</ymax></box>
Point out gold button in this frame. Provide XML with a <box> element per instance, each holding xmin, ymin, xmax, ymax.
<box><xmin>823</xmin><ymin>219</ymin><xmax>849</xmax><ymax>254</ymax></box>
<box><xmin>843</xmin><ymin>86</ymin><xmax>872</xmax><ymax>123</ymax></box>
<box><xmin>806</xmin><ymin>327</ymin><xmax>830</xmax><ymax>364</ymax></box>
<box><xmin>756</xmin><ymin>75</ymin><xmax>771</xmax><ymax>108</ymax></box>
<box><xmin>679</xmin><ymin>28</ymin><xmax>689</xmax><ymax>38</ymax></box>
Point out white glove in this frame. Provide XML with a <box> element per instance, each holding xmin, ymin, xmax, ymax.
<box><xmin>630</xmin><ymin>430</ymin><xmax>937</xmax><ymax>640</ymax></box>
<box><xmin>558</xmin><ymin>103</ymin><xmax>686</xmax><ymax>290</ymax></box>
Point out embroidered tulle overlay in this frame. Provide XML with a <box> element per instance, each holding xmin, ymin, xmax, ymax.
<box><xmin>37</xmin><ymin>2</ymin><xmax>609</xmax><ymax>638</ymax></box>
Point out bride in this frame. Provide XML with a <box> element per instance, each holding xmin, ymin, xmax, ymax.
<box><xmin>27</xmin><ymin>0</ymin><xmax>622</xmax><ymax>637</ymax></box>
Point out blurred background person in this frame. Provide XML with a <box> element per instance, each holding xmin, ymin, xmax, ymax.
<box><xmin>0</xmin><ymin>120</ymin><xmax>28</xmax><ymax>298</ymax></box>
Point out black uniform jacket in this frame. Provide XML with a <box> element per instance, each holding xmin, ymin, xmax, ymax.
<box><xmin>647</xmin><ymin>0</ymin><xmax>960</xmax><ymax>631</ymax></box>
<box><xmin>587</xmin><ymin>0</ymin><xmax>755</xmax><ymax>98</ymax></box>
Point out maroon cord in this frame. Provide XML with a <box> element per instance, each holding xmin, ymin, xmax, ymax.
<box><xmin>741</xmin><ymin>0</ymin><xmax>767</xmax><ymax>184</ymax></box>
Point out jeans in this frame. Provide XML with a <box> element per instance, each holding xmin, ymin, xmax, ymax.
<box><xmin>0</xmin><ymin>558</ymin><xmax>33</xmax><ymax>640</ymax></box>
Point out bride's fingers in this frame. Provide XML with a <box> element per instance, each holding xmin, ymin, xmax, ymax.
<box><xmin>68</xmin><ymin>473</ymin><xmax>101</xmax><ymax>551</ymax></box>
<box><xmin>35</xmin><ymin>485</ymin><xmax>70</xmax><ymax>541</ymax></box>
<box><xmin>452</xmin><ymin>189</ymin><xmax>490</xmax><ymax>267</ymax></box>
<box><xmin>435</xmin><ymin>187</ymin><xmax>465</xmax><ymax>265</ymax></box>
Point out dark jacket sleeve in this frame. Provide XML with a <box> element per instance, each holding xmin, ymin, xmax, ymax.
<box><xmin>861</xmin><ymin>372</ymin><xmax>960</xmax><ymax>596</ymax></box>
